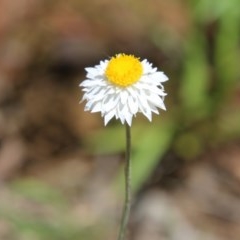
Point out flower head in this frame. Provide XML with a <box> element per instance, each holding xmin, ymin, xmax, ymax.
<box><xmin>80</xmin><ymin>54</ymin><xmax>168</xmax><ymax>126</ymax></box>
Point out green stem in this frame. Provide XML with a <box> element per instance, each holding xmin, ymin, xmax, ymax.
<box><xmin>117</xmin><ymin>124</ymin><xmax>132</xmax><ymax>240</ymax></box>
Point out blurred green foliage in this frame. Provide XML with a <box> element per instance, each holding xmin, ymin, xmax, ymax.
<box><xmin>0</xmin><ymin>179</ymin><xmax>103</xmax><ymax>240</ymax></box>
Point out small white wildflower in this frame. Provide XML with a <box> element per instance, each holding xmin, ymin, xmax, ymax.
<box><xmin>80</xmin><ymin>54</ymin><xmax>168</xmax><ymax>126</ymax></box>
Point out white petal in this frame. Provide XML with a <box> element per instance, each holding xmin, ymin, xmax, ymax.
<box><xmin>151</xmin><ymin>72</ymin><xmax>169</xmax><ymax>82</ymax></box>
<box><xmin>124</xmin><ymin>111</ymin><xmax>133</xmax><ymax>126</ymax></box>
<box><xmin>120</xmin><ymin>90</ymin><xmax>128</xmax><ymax>105</ymax></box>
<box><xmin>128</xmin><ymin>96</ymin><xmax>138</xmax><ymax>114</ymax></box>
<box><xmin>141</xmin><ymin>60</ymin><xmax>157</xmax><ymax>74</ymax></box>
<box><xmin>80</xmin><ymin>80</ymin><xmax>95</xmax><ymax>87</ymax></box>
<box><xmin>85</xmin><ymin>67</ymin><xmax>97</xmax><ymax>74</ymax></box>
<box><xmin>87</xmin><ymin>86</ymin><xmax>101</xmax><ymax>96</ymax></box>
<box><xmin>91</xmin><ymin>88</ymin><xmax>107</xmax><ymax>101</ymax></box>
<box><xmin>127</xmin><ymin>86</ymin><xmax>138</xmax><ymax>99</ymax></box>
<box><xmin>139</xmin><ymin>103</ymin><xmax>152</xmax><ymax>121</ymax></box>
<box><xmin>117</xmin><ymin>104</ymin><xmax>127</xmax><ymax>124</ymax></box>
<box><xmin>91</xmin><ymin>102</ymin><xmax>102</xmax><ymax>113</ymax></box>
<box><xmin>149</xmin><ymin>103</ymin><xmax>159</xmax><ymax>114</ymax></box>
<box><xmin>147</xmin><ymin>94</ymin><xmax>166</xmax><ymax>110</ymax></box>
<box><xmin>104</xmin><ymin>109</ymin><xmax>116</xmax><ymax>125</ymax></box>
<box><xmin>137</xmin><ymin>81</ymin><xmax>165</xmax><ymax>96</ymax></box>
<box><xmin>98</xmin><ymin>60</ymin><xmax>108</xmax><ymax>72</ymax></box>
<box><xmin>85</xmin><ymin>68</ymin><xmax>102</xmax><ymax>79</ymax></box>
<box><xmin>103</xmin><ymin>94</ymin><xmax>119</xmax><ymax>112</ymax></box>
<box><xmin>85</xmin><ymin>100</ymin><xmax>95</xmax><ymax>110</ymax></box>
<box><xmin>138</xmin><ymin>91</ymin><xmax>150</xmax><ymax>110</ymax></box>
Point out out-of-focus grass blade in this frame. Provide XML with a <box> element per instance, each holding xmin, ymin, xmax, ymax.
<box><xmin>214</xmin><ymin>9</ymin><xmax>240</xmax><ymax>105</ymax></box>
<box><xmin>193</xmin><ymin>0</ymin><xmax>235</xmax><ymax>22</ymax></box>
<box><xmin>11</xmin><ymin>179</ymin><xmax>66</xmax><ymax>206</ymax></box>
<box><xmin>0</xmin><ymin>181</ymin><xmax>101</xmax><ymax>240</ymax></box>
<box><xmin>179</xmin><ymin>31</ymin><xmax>210</xmax><ymax>118</ymax></box>
<box><xmin>115</xmin><ymin>118</ymin><xmax>175</xmax><ymax>194</ymax></box>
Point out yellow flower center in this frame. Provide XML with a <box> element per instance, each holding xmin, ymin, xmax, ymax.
<box><xmin>105</xmin><ymin>54</ymin><xmax>143</xmax><ymax>87</ymax></box>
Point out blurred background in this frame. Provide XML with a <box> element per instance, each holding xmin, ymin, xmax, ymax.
<box><xmin>0</xmin><ymin>0</ymin><xmax>240</xmax><ymax>239</ymax></box>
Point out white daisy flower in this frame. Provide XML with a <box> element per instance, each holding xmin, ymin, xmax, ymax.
<box><xmin>80</xmin><ymin>54</ymin><xmax>168</xmax><ymax>126</ymax></box>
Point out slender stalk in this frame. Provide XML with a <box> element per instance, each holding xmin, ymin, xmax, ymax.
<box><xmin>117</xmin><ymin>124</ymin><xmax>132</xmax><ymax>240</ymax></box>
